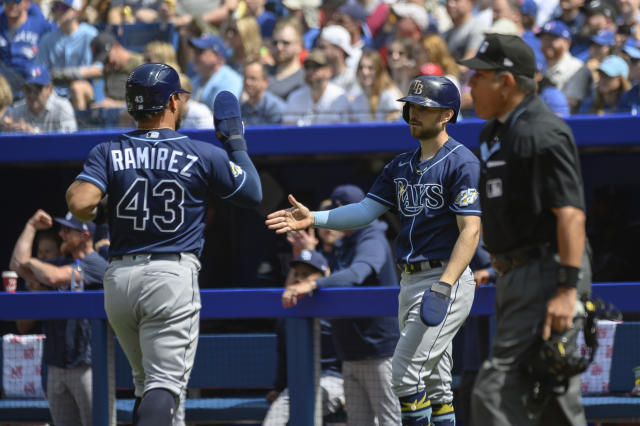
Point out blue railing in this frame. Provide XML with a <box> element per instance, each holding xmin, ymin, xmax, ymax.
<box><xmin>1</xmin><ymin>114</ymin><xmax>639</xmax><ymax>164</ymax></box>
<box><xmin>0</xmin><ymin>283</ymin><xmax>637</xmax><ymax>425</ymax></box>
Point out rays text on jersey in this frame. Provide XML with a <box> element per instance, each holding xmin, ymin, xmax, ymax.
<box><xmin>110</xmin><ymin>147</ymin><xmax>199</xmax><ymax>177</ymax></box>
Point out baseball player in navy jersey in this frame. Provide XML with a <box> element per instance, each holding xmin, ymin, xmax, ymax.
<box><xmin>65</xmin><ymin>63</ymin><xmax>262</xmax><ymax>426</ymax></box>
<box><xmin>267</xmin><ymin>75</ymin><xmax>481</xmax><ymax>426</ymax></box>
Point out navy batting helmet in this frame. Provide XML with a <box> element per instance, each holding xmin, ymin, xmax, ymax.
<box><xmin>398</xmin><ymin>75</ymin><xmax>461</xmax><ymax>124</ymax></box>
<box><xmin>126</xmin><ymin>63</ymin><xmax>189</xmax><ymax>113</ymax></box>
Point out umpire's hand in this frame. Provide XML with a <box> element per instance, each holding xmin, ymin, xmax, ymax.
<box><xmin>266</xmin><ymin>194</ymin><xmax>314</xmax><ymax>234</ymax></box>
<box><xmin>543</xmin><ymin>287</ymin><xmax>577</xmax><ymax>340</ymax></box>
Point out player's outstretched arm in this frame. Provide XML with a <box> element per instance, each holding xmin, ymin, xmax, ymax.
<box><xmin>266</xmin><ymin>194</ymin><xmax>314</xmax><ymax>234</ymax></box>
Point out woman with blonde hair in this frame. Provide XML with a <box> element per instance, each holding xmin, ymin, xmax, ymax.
<box><xmin>349</xmin><ymin>49</ymin><xmax>403</xmax><ymax>122</ymax></box>
<box><xmin>143</xmin><ymin>41</ymin><xmax>181</xmax><ymax>72</ymax></box>
<box><xmin>225</xmin><ymin>16</ymin><xmax>264</xmax><ymax>73</ymax></box>
<box><xmin>413</xmin><ymin>33</ymin><xmax>460</xmax><ymax>87</ymax></box>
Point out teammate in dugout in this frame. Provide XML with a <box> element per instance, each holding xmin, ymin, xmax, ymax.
<box><xmin>65</xmin><ymin>63</ymin><xmax>262</xmax><ymax>426</ymax></box>
<box><xmin>460</xmin><ymin>34</ymin><xmax>591</xmax><ymax>426</ymax></box>
<box><xmin>266</xmin><ymin>75</ymin><xmax>481</xmax><ymax>426</ymax></box>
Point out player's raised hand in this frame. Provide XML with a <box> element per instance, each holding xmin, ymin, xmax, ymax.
<box><xmin>266</xmin><ymin>194</ymin><xmax>314</xmax><ymax>234</ymax></box>
<box><xmin>28</xmin><ymin>209</ymin><xmax>53</xmax><ymax>230</ymax></box>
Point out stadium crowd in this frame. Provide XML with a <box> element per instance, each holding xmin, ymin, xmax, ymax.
<box><xmin>1</xmin><ymin>0</ymin><xmax>640</xmax><ymax>133</ymax></box>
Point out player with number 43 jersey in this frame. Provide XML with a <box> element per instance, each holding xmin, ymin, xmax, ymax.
<box><xmin>66</xmin><ymin>63</ymin><xmax>262</xmax><ymax>426</ymax></box>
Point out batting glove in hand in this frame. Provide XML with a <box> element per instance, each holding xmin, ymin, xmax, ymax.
<box><xmin>213</xmin><ymin>91</ymin><xmax>246</xmax><ymax>152</ymax></box>
<box><xmin>420</xmin><ymin>282</ymin><xmax>451</xmax><ymax>326</ymax></box>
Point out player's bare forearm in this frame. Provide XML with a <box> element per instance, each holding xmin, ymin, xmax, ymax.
<box><xmin>8</xmin><ymin>209</ymin><xmax>55</xmax><ymax>282</ymax></box>
<box><xmin>10</xmin><ymin>221</ymin><xmax>37</xmax><ymax>272</ymax></box>
<box><xmin>26</xmin><ymin>258</ymin><xmax>72</xmax><ymax>288</ymax></box>
<box><xmin>66</xmin><ymin>180</ymin><xmax>104</xmax><ymax>221</ymax></box>
<box><xmin>552</xmin><ymin>206</ymin><xmax>585</xmax><ymax>268</ymax></box>
<box><xmin>440</xmin><ymin>215</ymin><xmax>481</xmax><ymax>285</ymax></box>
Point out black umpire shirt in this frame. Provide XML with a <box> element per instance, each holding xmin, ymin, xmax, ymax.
<box><xmin>478</xmin><ymin>94</ymin><xmax>585</xmax><ymax>254</ymax></box>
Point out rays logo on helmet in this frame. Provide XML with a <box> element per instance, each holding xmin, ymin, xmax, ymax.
<box><xmin>454</xmin><ymin>188</ymin><xmax>479</xmax><ymax>207</ymax></box>
<box><xmin>410</xmin><ymin>80</ymin><xmax>424</xmax><ymax>95</ymax></box>
<box><xmin>229</xmin><ymin>161</ymin><xmax>243</xmax><ymax>177</ymax></box>
<box><xmin>479</xmin><ymin>40</ymin><xmax>489</xmax><ymax>53</ymax></box>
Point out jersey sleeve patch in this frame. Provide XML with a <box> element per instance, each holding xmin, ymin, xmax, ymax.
<box><xmin>454</xmin><ymin>188</ymin><xmax>479</xmax><ymax>208</ymax></box>
<box><xmin>229</xmin><ymin>161</ymin><xmax>244</xmax><ymax>177</ymax></box>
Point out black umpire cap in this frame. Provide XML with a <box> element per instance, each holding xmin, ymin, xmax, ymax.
<box><xmin>458</xmin><ymin>34</ymin><xmax>536</xmax><ymax>79</ymax></box>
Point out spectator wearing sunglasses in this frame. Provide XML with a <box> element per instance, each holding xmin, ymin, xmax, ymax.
<box><xmin>36</xmin><ymin>0</ymin><xmax>102</xmax><ymax>110</ymax></box>
<box><xmin>6</xmin><ymin>65</ymin><xmax>77</xmax><ymax>133</ymax></box>
<box><xmin>0</xmin><ymin>0</ymin><xmax>53</xmax><ymax>96</ymax></box>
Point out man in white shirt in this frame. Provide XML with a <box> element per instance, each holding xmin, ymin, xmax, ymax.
<box><xmin>283</xmin><ymin>48</ymin><xmax>350</xmax><ymax>125</ymax></box>
<box><xmin>8</xmin><ymin>65</ymin><xmax>77</xmax><ymax>133</ymax></box>
<box><xmin>538</xmin><ymin>20</ymin><xmax>584</xmax><ymax>97</ymax></box>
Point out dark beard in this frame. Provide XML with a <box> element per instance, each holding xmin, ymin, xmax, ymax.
<box><xmin>410</xmin><ymin>124</ymin><xmax>442</xmax><ymax>140</ymax></box>
<box><xmin>175</xmin><ymin>115</ymin><xmax>182</xmax><ymax>131</ymax></box>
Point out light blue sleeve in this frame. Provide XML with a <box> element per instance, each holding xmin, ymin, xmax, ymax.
<box><xmin>313</xmin><ymin>197</ymin><xmax>389</xmax><ymax>231</ymax></box>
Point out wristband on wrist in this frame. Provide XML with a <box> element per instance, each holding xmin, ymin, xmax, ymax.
<box><xmin>556</xmin><ymin>264</ymin><xmax>581</xmax><ymax>288</ymax></box>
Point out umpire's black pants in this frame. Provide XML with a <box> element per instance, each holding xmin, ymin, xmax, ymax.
<box><xmin>471</xmin><ymin>253</ymin><xmax>591</xmax><ymax>426</ymax></box>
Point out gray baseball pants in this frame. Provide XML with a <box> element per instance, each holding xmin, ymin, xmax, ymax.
<box><xmin>103</xmin><ymin>253</ymin><xmax>201</xmax><ymax>400</ymax></box>
<box><xmin>392</xmin><ymin>264</ymin><xmax>476</xmax><ymax>403</ymax></box>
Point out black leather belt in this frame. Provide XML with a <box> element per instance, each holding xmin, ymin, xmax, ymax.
<box><xmin>110</xmin><ymin>253</ymin><xmax>181</xmax><ymax>262</ymax></box>
<box><xmin>398</xmin><ymin>259</ymin><xmax>444</xmax><ymax>274</ymax></box>
<box><xmin>492</xmin><ymin>244</ymin><xmax>554</xmax><ymax>275</ymax></box>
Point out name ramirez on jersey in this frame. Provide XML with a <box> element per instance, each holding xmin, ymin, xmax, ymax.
<box><xmin>110</xmin><ymin>145</ymin><xmax>199</xmax><ymax>177</ymax></box>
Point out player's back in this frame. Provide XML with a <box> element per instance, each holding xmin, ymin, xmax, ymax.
<box><xmin>79</xmin><ymin>128</ymin><xmax>246</xmax><ymax>257</ymax></box>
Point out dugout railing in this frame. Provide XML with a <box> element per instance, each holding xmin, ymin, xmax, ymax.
<box><xmin>0</xmin><ymin>283</ymin><xmax>638</xmax><ymax>425</ymax></box>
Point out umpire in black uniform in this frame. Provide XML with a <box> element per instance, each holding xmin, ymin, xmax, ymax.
<box><xmin>460</xmin><ymin>34</ymin><xmax>591</xmax><ymax>426</ymax></box>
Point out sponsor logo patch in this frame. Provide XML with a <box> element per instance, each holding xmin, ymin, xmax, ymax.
<box><xmin>229</xmin><ymin>161</ymin><xmax>243</xmax><ymax>177</ymax></box>
<box><xmin>454</xmin><ymin>188</ymin><xmax>479</xmax><ymax>207</ymax></box>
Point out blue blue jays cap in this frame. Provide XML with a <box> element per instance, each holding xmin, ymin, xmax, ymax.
<box><xmin>521</xmin><ymin>0</ymin><xmax>538</xmax><ymax>16</ymax></box>
<box><xmin>24</xmin><ymin>66</ymin><xmax>50</xmax><ymax>86</ymax></box>
<box><xmin>290</xmin><ymin>249</ymin><xmax>329</xmax><ymax>274</ymax></box>
<box><xmin>538</xmin><ymin>20</ymin><xmax>571</xmax><ymax>39</ymax></box>
<box><xmin>591</xmin><ymin>30</ymin><xmax>615</xmax><ymax>46</ymax></box>
<box><xmin>598</xmin><ymin>55</ymin><xmax>629</xmax><ymax>78</ymax></box>
<box><xmin>189</xmin><ymin>34</ymin><xmax>227</xmax><ymax>58</ymax></box>
<box><xmin>623</xmin><ymin>38</ymin><xmax>640</xmax><ymax>59</ymax></box>
<box><xmin>330</xmin><ymin>184</ymin><xmax>365</xmax><ymax>208</ymax></box>
<box><xmin>54</xmin><ymin>212</ymin><xmax>96</xmax><ymax>235</ymax></box>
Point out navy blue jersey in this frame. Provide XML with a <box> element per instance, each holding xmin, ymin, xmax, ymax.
<box><xmin>367</xmin><ymin>138</ymin><xmax>481</xmax><ymax>264</ymax></box>
<box><xmin>77</xmin><ymin>129</ymin><xmax>250</xmax><ymax>257</ymax></box>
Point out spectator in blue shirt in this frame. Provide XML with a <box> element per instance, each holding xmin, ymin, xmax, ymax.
<box><xmin>0</xmin><ymin>0</ymin><xmax>53</xmax><ymax>96</ymax></box>
<box><xmin>535</xmin><ymin>49</ymin><xmax>570</xmax><ymax>115</ymax></box>
<box><xmin>241</xmin><ymin>61</ymin><xmax>285</xmax><ymax>124</ymax></box>
<box><xmin>36</xmin><ymin>0</ymin><xmax>102</xmax><ymax>110</ymax></box>
<box><xmin>10</xmin><ymin>210</ymin><xmax>107</xmax><ymax>426</ymax></box>
<box><xmin>281</xmin><ymin>184</ymin><xmax>401</xmax><ymax>426</ymax></box>
<box><xmin>616</xmin><ymin>38</ymin><xmax>640</xmax><ymax>113</ymax></box>
<box><xmin>189</xmin><ymin>33</ymin><xmax>243</xmax><ymax>111</ymax></box>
